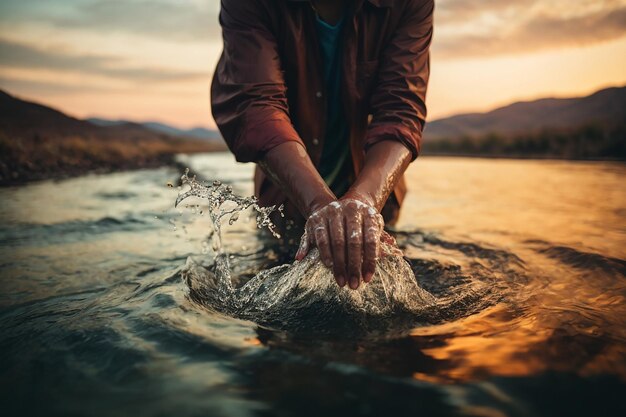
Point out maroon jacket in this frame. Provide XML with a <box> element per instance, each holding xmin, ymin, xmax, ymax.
<box><xmin>211</xmin><ymin>0</ymin><xmax>433</xmax><ymax>223</ymax></box>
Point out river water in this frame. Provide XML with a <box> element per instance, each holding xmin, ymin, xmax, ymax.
<box><xmin>1</xmin><ymin>154</ymin><xmax>625</xmax><ymax>417</ymax></box>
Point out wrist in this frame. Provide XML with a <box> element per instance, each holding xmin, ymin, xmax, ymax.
<box><xmin>342</xmin><ymin>189</ymin><xmax>377</xmax><ymax>210</ymax></box>
<box><xmin>259</xmin><ymin>141</ymin><xmax>337</xmax><ymax>219</ymax></box>
<box><xmin>306</xmin><ymin>192</ymin><xmax>336</xmax><ymax>218</ymax></box>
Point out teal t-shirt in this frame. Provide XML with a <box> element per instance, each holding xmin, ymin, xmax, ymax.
<box><xmin>315</xmin><ymin>14</ymin><xmax>352</xmax><ymax>197</ymax></box>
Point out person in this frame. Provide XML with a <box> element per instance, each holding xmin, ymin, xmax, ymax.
<box><xmin>211</xmin><ymin>0</ymin><xmax>433</xmax><ymax>290</ymax></box>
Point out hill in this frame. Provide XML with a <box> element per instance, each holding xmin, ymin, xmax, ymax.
<box><xmin>0</xmin><ymin>90</ymin><xmax>225</xmax><ymax>185</ymax></box>
<box><xmin>424</xmin><ymin>86</ymin><xmax>626</xmax><ymax>141</ymax></box>
<box><xmin>87</xmin><ymin>118</ymin><xmax>223</xmax><ymax>141</ymax></box>
<box><xmin>422</xmin><ymin>86</ymin><xmax>626</xmax><ymax>159</ymax></box>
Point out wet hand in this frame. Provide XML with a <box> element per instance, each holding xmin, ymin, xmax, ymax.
<box><xmin>295</xmin><ymin>198</ymin><xmax>385</xmax><ymax>289</ymax></box>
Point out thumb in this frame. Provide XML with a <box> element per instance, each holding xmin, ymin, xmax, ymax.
<box><xmin>295</xmin><ymin>231</ymin><xmax>310</xmax><ymax>261</ymax></box>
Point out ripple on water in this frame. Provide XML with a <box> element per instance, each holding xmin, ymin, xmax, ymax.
<box><xmin>174</xmin><ymin>173</ymin><xmax>528</xmax><ymax>337</ymax></box>
<box><xmin>181</xmin><ymin>232</ymin><xmax>528</xmax><ymax>337</ymax></box>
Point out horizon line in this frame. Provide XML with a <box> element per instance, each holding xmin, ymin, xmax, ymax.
<box><xmin>3</xmin><ymin>83</ymin><xmax>624</xmax><ymax>131</ymax></box>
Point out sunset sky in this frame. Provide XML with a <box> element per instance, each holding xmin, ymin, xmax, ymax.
<box><xmin>0</xmin><ymin>0</ymin><xmax>625</xmax><ymax>129</ymax></box>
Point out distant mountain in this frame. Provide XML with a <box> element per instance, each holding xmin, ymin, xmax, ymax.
<box><xmin>87</xmin><ymin>118</ymin><xmax>222</xmax><ymax>141</ymax></box>
<box><xmin>143</xmin><ymin>122</ymin><xmax>223</xmax><ymax>141</ymax></box>
<box><xmin>0</xmin><ymin>90</ymin><xmax>99</xmax><ymax>139</ymax></box>
<box><xmin>424</xmin><ymin>86</ymin><xmax>626</xmax><ymax>142</ymax></box>
<box><xmin>0</xmin><ymin>90</ymin><xmax>225</xmax><ymax>184</ymax></box>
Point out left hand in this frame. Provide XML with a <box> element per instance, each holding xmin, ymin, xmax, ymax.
<box><xmin>295</xmin><ymin>197</ymin><xmax>385</xmax><ymax>289</ymax></box>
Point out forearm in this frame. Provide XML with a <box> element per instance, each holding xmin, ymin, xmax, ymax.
<box><xmin>258</xmin><ymin>141</ymin><xmax>336</xmax><ymax>217</ymax></box>
<box><xmin>344</xmin><ymin>141</ymin><xmax>412</xmax><ymax>211</ymax></box>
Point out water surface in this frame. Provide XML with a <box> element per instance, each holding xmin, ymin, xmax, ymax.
<box><xmin>1</xmin><ymin>155</ymin><xmax>625</xmax><ymax>417</ymax></box>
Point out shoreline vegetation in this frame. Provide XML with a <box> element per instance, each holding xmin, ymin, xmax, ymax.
<box><xmin>0</xmin><ymin>131</ymin><xmax>225</xmax><ymax>186</ymax></box>
<box><xmin>0</xmin><ymin>90</ymin><xmax>226</xmax><ymax>186</ymax></box>
<box><xmin>1</xmin><ymin>85</ymin><xmax>624</xmax><ymax>186</ymax></box>
<box><xmin>422</xmin><ymin>85</ymin><xmax>626</xmax><ymax>162</ymax></box>
<box><xmin>422</xmin><ymin>124</ymin><xmax>626</xmax><ymax>161</ymax></box>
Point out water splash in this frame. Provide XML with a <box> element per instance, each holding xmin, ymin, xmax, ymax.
<box><xmin>175</xmin><ymin>168</ymin><xmax>284</xmax><ymax>248</ymax></box>
<box><xmin>175</xmin><ymin>168</ymin><xmax>284</xmax><ymax>284</ymax></box>
<box><xmin>182</xmin><ymin>247</ymin><xmax>437</xmax><ymax>335</ymax></box>
<box><xmin>174</xmin><ymin>171</ymin><xmax>517</xmax><ymax>335</ymax></box>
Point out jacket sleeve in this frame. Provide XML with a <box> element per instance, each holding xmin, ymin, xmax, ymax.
<box><xmin>363</xmin><ymin>0</ymin><xmax>434</xmax><ymax>160</ymax></box>
<box><xmin>210</xmin><ymin>0</ymin><xmax>304</xmax><ymax>163</ymax></box>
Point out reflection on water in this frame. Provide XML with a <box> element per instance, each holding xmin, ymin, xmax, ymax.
<box><xmin>0</xmin><ymin>155</ymin><xmax>625</xmax><ymax>417</ymax></box>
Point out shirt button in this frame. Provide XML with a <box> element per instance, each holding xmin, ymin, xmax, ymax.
<box><xmin>312</xmin><ymin>138</ymin><xmax>320</xmax><ymax>146</ymax></box>
<box><xmin>316</xmin><ymin>91</ymin><xmax>322</xmax><ymax>98</ymax></box>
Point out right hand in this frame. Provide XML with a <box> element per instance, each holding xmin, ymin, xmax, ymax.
<box><xmin>295</xmin><ymin>198</ymin><xmax>386</xmax><ymax>290</ymax></box>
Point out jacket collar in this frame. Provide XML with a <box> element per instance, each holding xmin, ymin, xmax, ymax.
<box><xmin>287</xmin><ymin>0</ymin><xmax>393</xmax><ymax>8</ymax></box>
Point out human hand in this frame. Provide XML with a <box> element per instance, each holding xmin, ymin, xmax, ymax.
<box><xmin>295</xmin><ymin>198</ymin><xmax>385</xmax><ymax>289</ymax></box>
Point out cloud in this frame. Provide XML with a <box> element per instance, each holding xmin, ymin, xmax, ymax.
<box><xmin>31</xmin><ymin>0</ymin><xmax>221</xmax><ymax>42</ymax></box>
<box><xmin>434</xmin><ymin>1</ymin><xmax>626</xmax><ymax>58</ymax></box>
<box><xmin>433</xmin><ymin>4</ymin><xmax>626</xmax><ymax>58</ymax></box>
<box><xmin>436</xmin><ymin>0</ymin><xmax>537</xmax><ymax>24</ymax></box>
<box><xmin>0</xmin><ymin>76</ymin><xmax>119</xmax><ymax>95</ymax></box>
<box><xmin>1</xmin><ymin>0</ymin><xmax>625</xmax><ymax>65</ymax></box>
<box><xmin>0</xmin><ymin>38</ymin><xmax>208</xmax><ymax>83</ymax></box>
<box><xmin>30</xmin><ymin>0</ymin><xmax>626</xmax><ymax>59</ymax></box>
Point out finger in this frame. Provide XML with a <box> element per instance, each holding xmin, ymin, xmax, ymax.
<box><xmin>295</xmin><ymin>210</ymin><xmax>323</xmax><ymax>260</ymax></box>
<box><xmin>380</xmin><ymin>230</ymin><xmax>397</xmax><ymax>247</ymax></box>
<box><xmin>313</xmin><ymin>219</ymin><xmax>333</xmax><ymax>268</ymax></box>
<box><xmin>362</xmin><ymin>214</ymin><xmax>380</xmax><ymax>283</ymax></box>
<box><xmin>346</xmin><ymin>206</ymin><xmax>363</xmax><ymax>290</ymax></box>
<box><xmin>295</xmin><ymin>231</ymin><xmax>309</xmax><ymax>261</ymax></box>
<box><xmin>328</xmin><ymin>207</ymin><xmax>347</xmax><ymax>287</ymax></box>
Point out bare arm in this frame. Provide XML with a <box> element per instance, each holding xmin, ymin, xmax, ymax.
<box><xmin>344</xmin><ymin>141</ymin><xmax>412</xmax><ymax>211</ymax></box>
<box><xmin>258</xmin><ymin>142</ymin><xmax>336</xmax><ymax>218</ymax></box>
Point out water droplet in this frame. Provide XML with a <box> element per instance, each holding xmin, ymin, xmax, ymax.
<box><xmin>174</xmin><ymin>173</ymin><xmax>284</xmax><ymax>252</ymax></box>
<box><xmin>229</xmin><ymin>212</ymin><xmax>240</xmax><ymax>225</ymax></box>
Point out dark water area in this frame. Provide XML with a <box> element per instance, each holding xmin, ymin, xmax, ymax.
<box><xmin>1</xmin><ymin>154</ymin><xmax>625</xmax><ymax>417</ymax></box>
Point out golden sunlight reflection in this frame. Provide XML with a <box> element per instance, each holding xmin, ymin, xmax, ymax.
<box><xmin>410</xmin><ymin>305</ymin><xmax>551</xmax><ymax>383</ymax></box>
<box><xmin>410</xmin><ymin>288</ymin><xmax>626</xmax><ymax>384</ymax></box>
<box><xmin>400</xmin><ymin>158</ymin><xmax>626</xmax><ymax>259</ymax></box>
